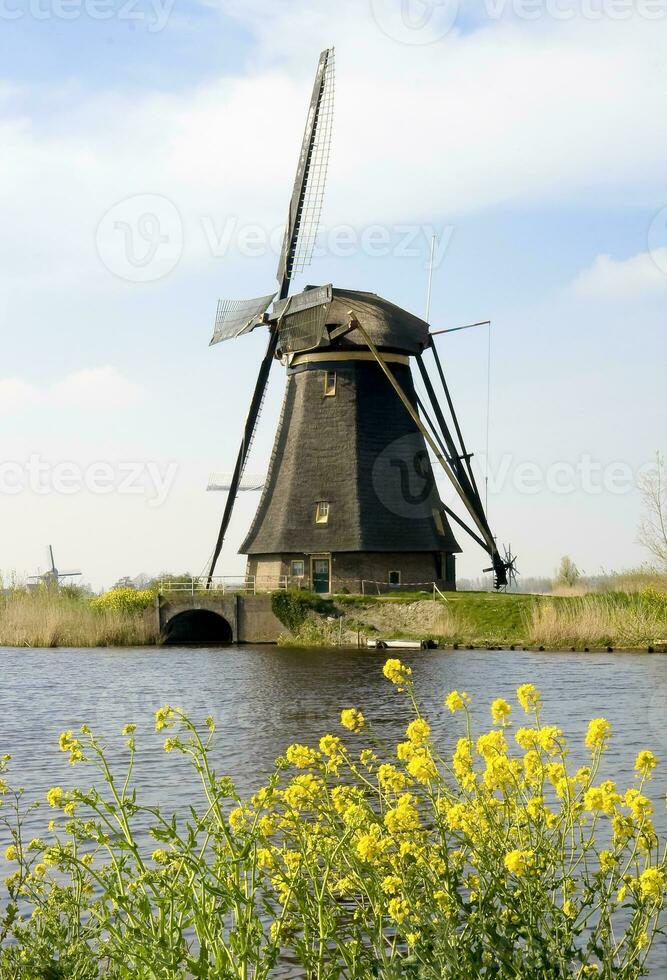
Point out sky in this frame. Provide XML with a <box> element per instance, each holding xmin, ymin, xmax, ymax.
<box><xmin>0</xmin><ymin>0</ymin><xmax>665</xmax><ymax>589</ymax></box>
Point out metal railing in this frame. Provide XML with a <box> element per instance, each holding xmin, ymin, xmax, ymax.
<box><xmin>158</xmin><ymin>575</ymin><xmax>287</xmax><ymax>595</ymax></box>
<box><xmin>361</xmin><ymin>580</ymin><xmax>448</xmax><ymax>600</ymax></box>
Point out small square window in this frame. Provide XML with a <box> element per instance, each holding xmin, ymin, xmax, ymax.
<box><xmin>388</xmin><ymin>570</ymin><xmax>401</xmax><ymax>586</ymax></box>
<box><xmin>315</xmin><ymin>500</ymin><xmax>330</xmax><ymax>524</ymax></box>
<box><xmin>324</xmin><ymin>371</ymin><xmax>336</xmax><ymax>396</ymax></box>
<box><xmin>290</xmin><ymin>559</ymin><xmax>305</xmax><ymax>577</ymax></box>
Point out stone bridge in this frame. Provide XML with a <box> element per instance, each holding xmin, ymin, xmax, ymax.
<box><xmin>157</xmin><ymin>593</ymin><xmax>284</xmax><ymax>644</ymax></box>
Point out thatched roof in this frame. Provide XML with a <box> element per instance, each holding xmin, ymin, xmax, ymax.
<box><xmin>270</xmin><ymin>286</ymin><xmax>430</xmax><ymax>356</ymax></box>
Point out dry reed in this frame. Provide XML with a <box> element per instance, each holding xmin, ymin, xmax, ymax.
<box><xmin>527</xmin><ymin>593</ymin><xmax>667</xmax><ymax>649</ymax></box>
<box><xmin>0</xmin><ymin>590</ymin><xmax>158</xmax><ymax>648</ymax></box>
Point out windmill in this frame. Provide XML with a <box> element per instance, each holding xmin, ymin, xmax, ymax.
<box><xmin>206</xmin><ymin>47</ymin><xmax>516</xmax><ymax>593</ymax></box>
<box><xmin>28</xmin><ymin>545</ymin><xmax>82</xmax><ymax>588</ymax></box>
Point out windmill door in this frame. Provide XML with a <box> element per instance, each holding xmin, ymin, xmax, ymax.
<box><xmin>311</xmin><ymin>557</ymin><xmax>331</xmax><ymax>594</ymax></box>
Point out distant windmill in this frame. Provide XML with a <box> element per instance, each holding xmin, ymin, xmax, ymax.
<box><xmin>28</xmin><ymin>545</ymin><xmax>82</xmax><ymax>588</ymax></box>
<box><xmin>206</xmin><ymin>47</ymin><xmax>516</xmax><ymax>593</ymax></box>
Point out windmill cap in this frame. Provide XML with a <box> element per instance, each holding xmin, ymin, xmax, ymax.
<box><xmin>271</xmin><ymin>285</ymin><xmax>430</xmax><ymax>355</ymax></box>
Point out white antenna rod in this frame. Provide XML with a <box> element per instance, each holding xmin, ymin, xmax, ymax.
<box><xmin>425</xmin><ymin>234</ymin><xmax>436</xmax><ymax>324</ymax></box>
<box><xmin>484</xmin><ymin>321</ymin><xmax>492</xmax><ymax>514</ymax></box>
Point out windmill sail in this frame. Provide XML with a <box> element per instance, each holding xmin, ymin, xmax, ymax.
<box><xmin>276</xmin><ymin>48</ymin><xmax>334</xmax><ymax>295</ymax></box>
<box><xmin>210</xmin><ymin>293</ymin><xmax>276</xmax><ymax>346</ymax></box>
<box><xmin>206</xmin><ymin>49</ymin><xmax>335</xmax><ymax>585</ymax></box>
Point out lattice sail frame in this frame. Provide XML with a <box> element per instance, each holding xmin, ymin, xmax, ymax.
<box><xmin>209</xmin><ymin>293</ymin><xmax>276</xmax><ymax>346</ymax></box>
<box><xmin>291</xmin><ymin>49</ymin><xmax>335</xmax><ymax>274</ymax></box>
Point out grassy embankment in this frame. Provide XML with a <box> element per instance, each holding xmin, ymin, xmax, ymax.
<box><xmin>274</xmin><ymin>584</ymin><xmax>667</xmax><ymax>651</ymax></box>
<box><xmin>1</xmin><ymin>575</ymin><xmax>666</xmax><ymax>650</ymax></box>
<box><xmin>0</xmin><ymin>588</ymin><xmax>158</xmax><ymax>648</ymax></box>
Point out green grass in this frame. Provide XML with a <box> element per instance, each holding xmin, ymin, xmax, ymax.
<box><xmin>327</xmin><ymin>589</ymin><xmax>667</xmax><ymax>650</ymax></box>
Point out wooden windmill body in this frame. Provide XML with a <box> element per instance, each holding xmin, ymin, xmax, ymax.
<box><xmin>207</xmin><ymin>50</ymin><xmax>516</xmax><ymax>594</ymax></box>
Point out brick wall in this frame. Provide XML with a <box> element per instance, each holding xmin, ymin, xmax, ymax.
<box><xmin>246</xmin><ymin>552</ymin><xmax>456</xmax><ymax>593</ymax></box>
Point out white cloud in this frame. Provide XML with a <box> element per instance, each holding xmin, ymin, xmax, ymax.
<box><xmin>572</xmin><ymin>249</ymin><xmax>667</xmax><ymax>296</ymax></box>
<box><xmin>0</xmin><ymin>368</ymin><xmax>142</xmax><ymax>413</ymax></box>
<box><xmin>0</xmin><ymin>378</ymin><xmax>41</xmax><ymax>412</ymax></box>
<box><xmin>0</xmin><ymin>7</ymin><xmax>666</xmax><ymax>292</ymax></box>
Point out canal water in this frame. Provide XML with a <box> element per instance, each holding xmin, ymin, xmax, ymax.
<box><xmin>1</xmin><ymin>645</ymin><xmax>666</xmax><ymax>974</ymax></box>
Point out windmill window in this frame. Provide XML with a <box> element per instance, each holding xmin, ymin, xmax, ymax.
<box><xmin>433</xmin><ymin>509</ymin><xmax>445</xmax><ymax>535</ymax></box>
<box><xmin>388</xmin><ymin>570</ymin><xmax>401</xmax><ymax>586</ymax></box>
<box><xmin>324</xmin><ymin>371</ymin><xmax>337</xmax><ymax>396</ymax></box>
<box><xmin>315</xmin><ymin>501</ymin><xmax>330</xmax><ymax>524</ymax></box>
<box><xmin>290</xmin><ymin>559</ymin><xmax>305</xmax><ymax>578</ymax></box>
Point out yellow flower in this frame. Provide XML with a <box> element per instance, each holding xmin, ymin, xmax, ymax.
<box><xmin>340</xmin><ymin>708</ymin><xmax>365</xmax><ymax>733</ymax></box>
<box><xmin>599</xmin><ymin>850</ymin><xmax>617</xmax><ymax>872</ymax></box>
<box><xmin>537</xmin><ymin>726</ymin><xmax>565</xmax><ymax>755</ymax></box>
<box><xmin>563</xmin><ymin>900</ymin><xmax>576</xmax><ymax>919</ymax></box>
<box><xmin>381</xmin><ymin>874</ymin><xmax>401</xmax><ymax>895</ymax></box>
<box><xmin>516</xmin><ymin>683</ymin><xmax>541</xmax><ymax>714</ymax></box>
<box><xmin>228</xmin><ymin>807</ymin><xmax>248</xmax><ymax>832</ymax></box>
<box><xmin>490</xmin><ymin>698</ymin><xmax>511</xmax><ymax>725</ymax></box>
<box><xmin>356</xmin><ymin>824</ymin><xmax>387</xmax><ymax>862</ymax></box>
<box><xmin>476</xmin><ymin>729</ymin><xmax>507</xmax><ymax>760</ymax></box>
<box><xmin>612</xmin><ymin>814</ymin><xmax>635</xmax><ymax>846</ymax></box>
<box><xmin>396</xmin><ymin>740</ymin><xmax>417</xmax><ymax>762</ymax></box>
<box><xmin>377</xmin><ymin>763</ymin><xmax>407</xmax><ymax>793</ymax></box>
<box><xmin>388</xmin><ymin>896</ymin><xmax>410</xmax><ymax>923</ymax></box>
<box><xmin>33</xmin><ymin>864</ymin><xmax>46</xmax><ymax>878</ymax></box>
<box><xmin>46</xmin><ymin>787</ymin><xmax>64</xmax><ymax>808</ymax></box>
<box><xmin>4</xmin><ymin>845</ymin><xmax>17</xmax><ymax>861</ymax></box>
<box><xmin>406</xmin><ymin>750</ymin><xmax>438</xmax><ymax>785</ymax></box>
<box><xmin>634</xmin><ymin>750</ymin><xmax>658</xmax><ymax>778</ymax></box>
<box><xmin>616</xmin><ymin>885</ymin><xmax>628</xmax><ymax>903</ymax></box>
<box><xmin>154</xmin><ymin>705</ymin><xmax>175</xmax><ymax>732</ymax></box>
<box><xmin>256</xmin><ymin>848</ymin><xmax>274</xmax><ymax>869</ymax></box>
<box><xmin>383</xmin><ymin>658</ymin><xmax>412</xmax><ymax>686</ymax></box>
<box><xmin>121</xmin><ymin>724</ymin><xmax>136</xmax><ymax>736</ymax></box>
<box><xmin>283</xmin><ymin>774</ymin><xmax>322</xmax><ymax>810</ymax></box>
<box><xmin>285</xmin><ymin>743</ymin><xmax>321</xmax><ymax>769</ymax></box>
<box><xmin>585</xmin><ymin>718</ymin><xmax>612</xmax><ymax>753</ymax></box>
<box><xmin>583</xmin><ymin>782</ymin><xmax>620</xmax><ymax>816</ymax></box>
<box><xmin>525</xmin><ymin>796</ymin><xmax>547</xmax><ymax>821</ymax></box>
<box><xmin>384</xmin><ymin>793</ymin><xmax>420</xmax><ymax>834</ymax></box>
<box><xmin>515</xmin><ymin>727</ymin><xmax>540</xmax><ymax>750</ymax></box>
<box><xmin>445</xmin><ymin>690</ymin><xmax>470</xmax><ymax>713</ymax></box>
<box><xmin>319</xmin><ymin>734</ymin><xmax>343</xmax><ymax>758</ymax></box>
<box><xmin>638</xmin><ymin>868</ymin><xmax>665</xmax><ymax>901</ymax></box>
<box><xmin>504</xmin><ymin>849</ymin><xmax>534</xmax><ymax>876</ymax></box>
<box><xmin>452</xmin><ymin>737</ymin><xmax>475</xmax><ymax>790</ymax></box>
<box><xmin>624</xmin><ymin>788</ymin><xmax>653</xmax><ymax>822</ymax></box>
<box><xmin>151</xmin><ymin>849</ymin><xmax>169</xmax><ymax>864</ymax></box>
<box><xmin>523</xmin><ymin>749</ymin><xmax>542</xmax><ymax>787</ymax></box>
<box><xmin>58</xmin><ymin>730</ymin><xmax>84</xmax><ymax>764</ymax></box>
<box><xmin>405</xmin><ymin>718</ymin><xmax>430</xmax><ymax>745</ymax></box>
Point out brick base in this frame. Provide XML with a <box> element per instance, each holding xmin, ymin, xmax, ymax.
<box><xmin>246</xmin><ymin>552</ymin><xmax>456</xmax><ymax>594</ymax></box>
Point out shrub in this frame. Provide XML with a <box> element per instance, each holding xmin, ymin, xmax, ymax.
<box><xmin>271</xmin><ymin>588</ymin><xmax>333</xmax><ymax>632</ymax></box>
<box><xmin>90</xmin><ymin>587</ymin><xmax>155</xmax><ymax>615</ymax></box>
<box><xmin>1</xmin><ymin>670</ymin><xmax>664</xmax><ymax>977</ymax></box>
